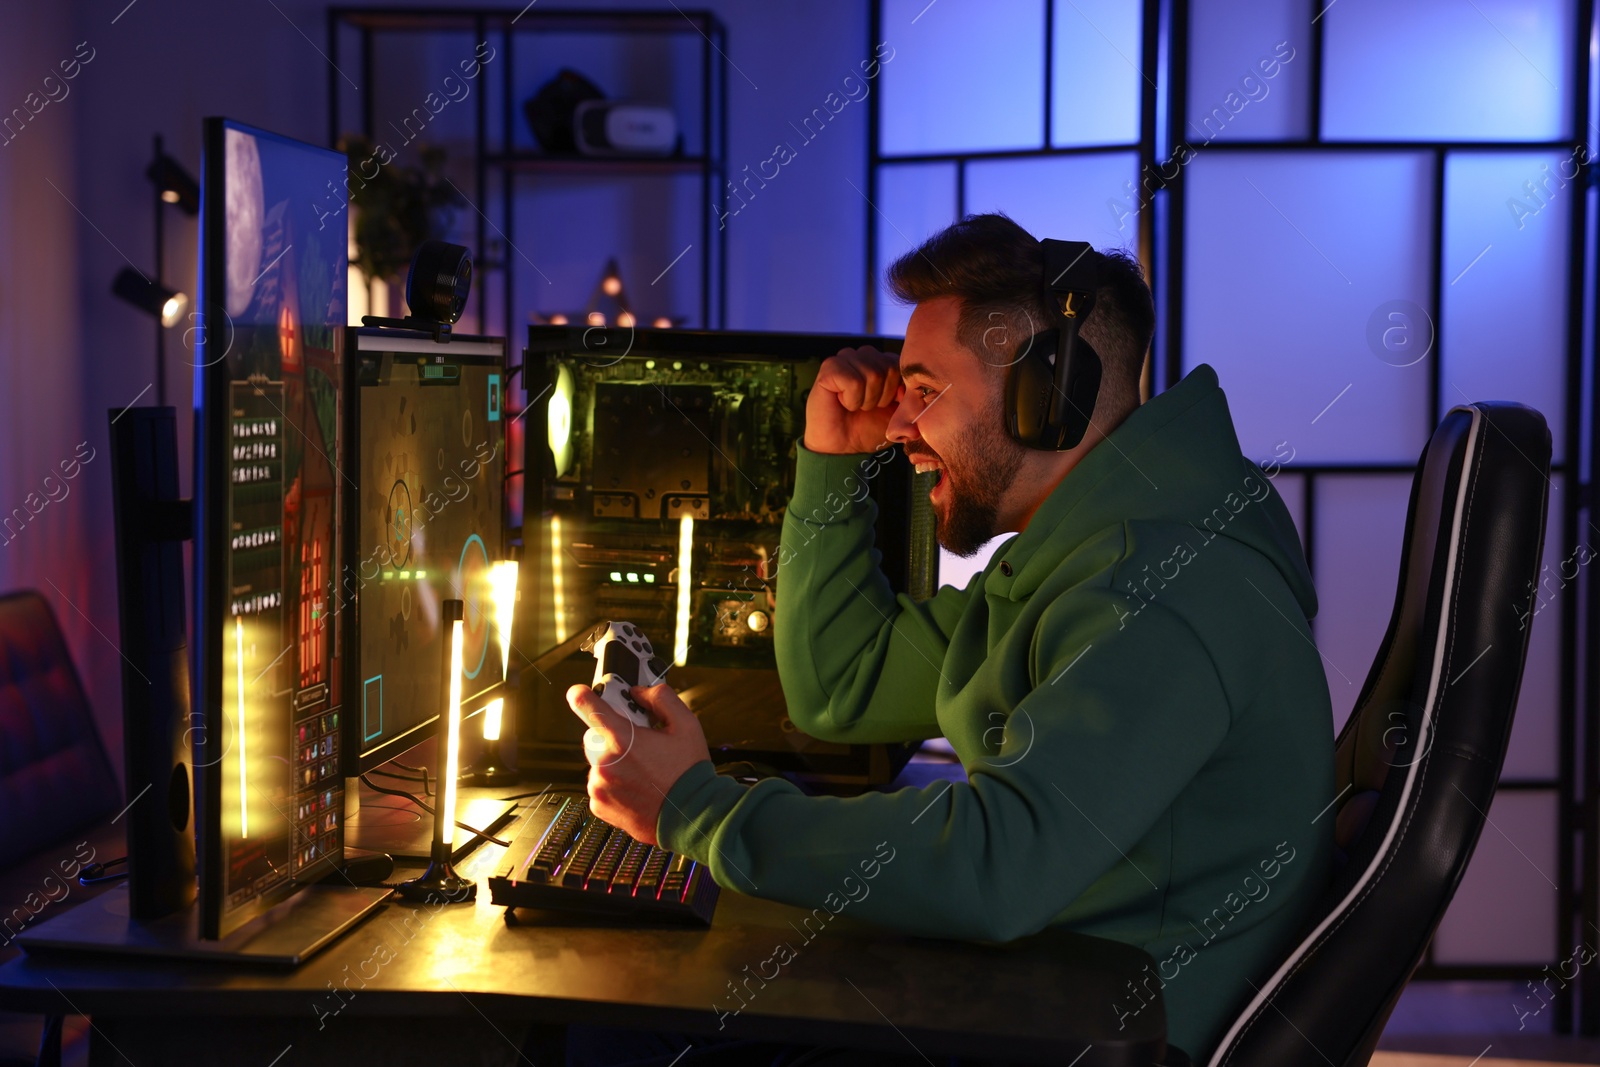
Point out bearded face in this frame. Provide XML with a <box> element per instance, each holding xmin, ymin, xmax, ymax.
<box><xmin>904</xmin><ymin>389</ymin><xmax>1026</xmax><ymax>558</ymax></box>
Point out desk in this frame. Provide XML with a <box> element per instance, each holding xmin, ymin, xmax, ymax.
<box><xmin>0</xmin><ymin>802</ymin><xmax>1171</xmax><ymax>1066</ymax></box>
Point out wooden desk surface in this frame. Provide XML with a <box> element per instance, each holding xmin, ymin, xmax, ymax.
<box><xmin>0</xmin><ymin>800</ymin><xmax>1169</xmax><ymax>1066</ymax></box>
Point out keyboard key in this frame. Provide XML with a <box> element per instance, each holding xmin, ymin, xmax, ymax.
<box><xmin>660</xmin><ymin>853</ymin><xmax>694</xmax><ymax>902</ymax></box>
<box><xmin>610</xmin><ymin>838</ymin><xmax>651</xmax><ymax>894</ymax></box>
<box><xmin>528</xmin><ymin>799</ymin><xmax>584</xmax><ymax>882</ymax></box>
<box><xmin>635</xmin><ymin>848</ymin><xmax>670</xmax><ymax>898</ymax></box>
<box><xmin>561</xmin><ymin>819</ymin><xmax>613</xmax><ymax>888</ymax></box>
<box><xmin>589</xmin><ymin>829</ymin><xmax>629</xmax><ymax>890</ymax></box>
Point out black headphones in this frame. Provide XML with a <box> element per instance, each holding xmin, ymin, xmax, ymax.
<box><xmin>1003</xmin><ymin>239</ymin><xmax>1104</xmax><ymax>451</ymax></box>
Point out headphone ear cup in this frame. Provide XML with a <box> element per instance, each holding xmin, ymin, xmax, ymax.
<box><xmin>1005</xmin><ymin>329</ymin><xmax>1058</xmax><ymax>447</ymax></box>
<box><xmin>1054</xmin><ymin>334</ymin><xmax>1103</xmax><ymax>450</ymax></box>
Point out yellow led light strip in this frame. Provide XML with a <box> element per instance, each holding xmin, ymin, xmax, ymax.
<box><xmin>235</xmin><ymin>615</ymin><xmax>248</xmax><ymax>839</ymax></box>
<box><xmin>482</xmin><ymin>696</ymin><xmax>504</xmax><ymax>743</ymax></box>
<box><xmin>674</xmin><ymin>514</ymin><xmax>693</xmax><ymax>667</ymax></box>
<box><xmin>441</xmin><ymin>615</ymin><xmax>464</xmax><ymax>849</ymax></box>
<box><xmin>491</xmin><ymin>559</ymin><xmax>520</xmax><ymax>677</ymax></box>
<box><xmin>549</xmin><ymin>515</ymin><xmax>567</xmax><ymax>645</ymax></box>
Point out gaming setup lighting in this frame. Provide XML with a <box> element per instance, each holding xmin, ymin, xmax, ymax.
<box><xmin>674</xmin><ymin>515</ymin><xmax>694</xmax><ymax>667</ymax></box>
<box><xmin>482</xmin><ymin>697</ymin><xmax>505</xmax><ymax>744</ymax></box>
<box><xmin>441</xmin><ymin>609</ymin><xmax>465</xmax><ymax>850</ymax></box>
<box><xmin>112</xmin><ymin>267</ymin><xmax>188</xmax><ymax>328</ymax></box>
<box><xmin>398</xmin><ymin>599</ymin><xmax>475</xmax><ymax>903</ymax></box>
<box><xmin>549</xmin><ymin>515</ymin><xmax>569</xmax><ymax>644</ymax></box>
<box><xmin>234</xmin><ymin>616</ymin><xmax>248</xmax><ymax>839</ymax></box>
<box><xmin>475</xmin><ymin>558</ymin><xmax>520</xmax><ymax>786</ymax></box>
<box><xmin>394</xmin><ymin>554</ymin><xmax>521</xmax><ymax>885</ymax></box>
<box><xmin>533</xmin><ymin>258</ymin><xmax>678</xmax><ymax>329</ymax></box>
<box><xmin>491</xmin><ymin>559</ymin><xmax>519</xmax><ymax>678</ymax></box>
<box><xmin>111</xmin><ymin>133</ymin><xmax>199</xmax><ymax>406</ymax></box>
<box><xmin>146</xmin><ymin>147</ymin><xmax>200</xmax><ymax>215</ymax></box>
<box><xmin>548</xmin><ymin>364</ymin><xmax>575</xmax><ymax>477</ymax></box>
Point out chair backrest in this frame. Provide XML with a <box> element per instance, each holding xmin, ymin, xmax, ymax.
<box><xmin>1206</xmin><ymin>402</ymin><xmax>1552</xmax><ymax>1067</ymax></box>
<box><xmin>0</xmin><ymin>590</ymin><xmax>121</xmax><ymax>865</ymax></box>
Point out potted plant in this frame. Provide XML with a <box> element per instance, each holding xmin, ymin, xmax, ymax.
<box><xmin>338</xmin><ymin>134</ymin><xmax>465</xmax><ymax>314</ymax></box>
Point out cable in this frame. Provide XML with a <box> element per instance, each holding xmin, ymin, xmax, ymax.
<box><xmin>78</xmin><ymin>856</ymin><xmax>129</xmax><ymax>886</ymax></box>
<box><xmin>369</xmin><ymin>768</ymin><xmax>424</xmax><ymax>782</ymax></box>
<box><xmin>359</xmin><ymin>774</ymin><xmax>511</xmax><ymax>848</ymax></box>
<box><xmin>368</xmin><ymin>766</ymin><xmax>433</xmax><ymax>797</ymax></box>
<box><xmin>390</xmin><ymin>760</ymin><xmax>434</xmax><ymax>794</ymax></box>
<box><xmin>495</xmin><ymin>786</ymin><xmax>559</xmax><ymax>803</ymax></box>
<box><xmin>360</xmin><ymin>773</ymin><xmax>433</xmax><ymax>810</ymax></box>
<box><xmin>381</xmin><ymin>761</ymin><xmax>434</xmax><ymax>796</ymax></box>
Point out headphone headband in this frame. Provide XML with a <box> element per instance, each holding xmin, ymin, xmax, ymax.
<box><xmin>1042</xmin><ymin>239</ymin><xmax>1101</xmax><ymax>298</ymax></box>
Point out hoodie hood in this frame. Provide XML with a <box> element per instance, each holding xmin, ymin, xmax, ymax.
<box><xmin>980</xmin><ymin>363</ymin><xmax>1317</xmax><ymax>619</ymax></box>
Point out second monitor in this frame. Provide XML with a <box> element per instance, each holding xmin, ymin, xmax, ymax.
<box><xmin>340</xmin><ymin>327</ymin><xmax>509</xmax><ymax>778</ymax></box>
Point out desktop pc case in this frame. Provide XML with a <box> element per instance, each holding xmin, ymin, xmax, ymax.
<box><xmin>520</xmin><ymin>325</ymin><xmax>937</xmax><ymax>789</ymax></box>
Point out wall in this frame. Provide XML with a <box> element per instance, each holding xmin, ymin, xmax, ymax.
<box><xmin>0</xmin><ymin>4</ymin><xmax>95</xmax><ymax>745</ymax></box>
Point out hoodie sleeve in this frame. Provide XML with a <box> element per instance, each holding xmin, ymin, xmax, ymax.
<box><xmin>772</xmin><ymin>445</ymin><xmax>971</xmax><ymax>744</ymax></box>
<box><xmin>658</xmin><ymin>589</ymin><xmax>1233</xmax><ymax>941</ymax></box>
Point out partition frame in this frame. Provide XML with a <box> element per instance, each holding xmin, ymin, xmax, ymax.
<box><xmin>867</xmin><ymin>0</ymin><xmax>1598</xmax><ymax>1029</ymax></box>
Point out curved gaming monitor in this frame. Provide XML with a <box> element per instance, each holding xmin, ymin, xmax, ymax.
<box><xmin>193</xmin><ymin>118</ymin><xmax>349</xmax><ymax>940</ymax></box>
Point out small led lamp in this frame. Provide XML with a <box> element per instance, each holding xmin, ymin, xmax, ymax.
<box><xmin>474</xmin><ymin>559</ymin><xmax>519</xmax><ymax>786</ymax></box>
<box><xmin>146</xmin><ymin>150</ymin><xmax>200</xmax><ymax>215</ymax></box>
<box><xmin>113</xmin><ymin>268</ymin><xmax>188</xmax><ymax>328</ymax></box>
<box><xmin>398</xmin><ymin>599</ymin><xmax>476</xmax><ymax>903</ymax></box>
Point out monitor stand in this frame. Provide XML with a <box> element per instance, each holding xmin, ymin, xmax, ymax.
<box><xmin>15</xmin><ymin>881</ymin><xmax>390</xmax><ymax>966</ymax></box>
<box><xmin>345</xmin><ymin>736</ymin><xmax>519</xmax><ymax>864</ymax></box>
<box><xmin>344</xmin><ymin>783</ymin><xmax>516</xmax><ymax>865</ymax></box>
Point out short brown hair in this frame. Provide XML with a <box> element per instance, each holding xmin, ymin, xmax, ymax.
<box><xmin>886</xmin><ymin>213</ymin><xmax>1153</xmax><ymax>423</ymax></box>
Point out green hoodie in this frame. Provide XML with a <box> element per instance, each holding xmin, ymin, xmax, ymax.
<box><xmin>658</xmin><ymin>363</ymin><xmax>1335</xmax><ymax>1057</ymax></box>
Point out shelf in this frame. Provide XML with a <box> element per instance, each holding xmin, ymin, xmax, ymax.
<box><xmin>330</xmin><ymin>7</ymin><xmax>717</xmax><ymax>35</ymax></box>
<box><xmin>331</xmin><ymin>3</ymin><xmax>728</xmax><ymax>348</ymax></box>
<box><xmin>485</xmin><ymin>152</ymin><xmax>717</xmax><ymax>174</ymax></box>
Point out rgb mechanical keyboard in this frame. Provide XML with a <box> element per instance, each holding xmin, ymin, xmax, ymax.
<box><xmin>488</xmin><ymin>791</ymin><xmax>720</xmax><ymax>926</ymax></box>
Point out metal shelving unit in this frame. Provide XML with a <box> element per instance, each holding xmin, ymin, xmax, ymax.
<box><xmin>328</xmin><ymin>5</ymin><xmax>730</xmax><ymax>528</ymax></box>
<box><xmin>329</xmin><ymin>7</ymin><xmax>729</xmax><ymax>334</ymax></box>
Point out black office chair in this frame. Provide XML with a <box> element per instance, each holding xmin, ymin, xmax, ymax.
<box><xmin>0</xmin><ymin>590</ymin><xmax>124</xmax><ymax>1067</ymax></box>
<box><xmin>1185</xmin><ymin>402</ymin><xmax>1552</xmax><ymax>1066</ymax></box>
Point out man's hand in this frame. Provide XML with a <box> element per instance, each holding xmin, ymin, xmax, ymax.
<box><xmin>804</xmin><ymin>346</ymin><xmax>903</xmax><ymax>454</ymax></box>
<box><xmin>565</xmin><ymin>681</ymin><xmax>712</xmax><ymax>845</ymax></box>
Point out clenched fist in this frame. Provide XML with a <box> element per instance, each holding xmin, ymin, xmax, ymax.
<box><xmin>804</xmin><ymin>346</ymin><xmax>903</xmax><ymax>455</ymax></box>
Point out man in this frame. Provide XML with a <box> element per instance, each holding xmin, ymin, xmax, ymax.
<box><xmin>566</xmin><ymin>213</ymin><xmax>1335</xmax><ymax>1058</ymax></box>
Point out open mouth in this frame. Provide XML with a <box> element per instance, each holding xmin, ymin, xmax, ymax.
<box><xmin>911</xmin><ymin>458</ymin><xmax>945</xmax><ymax>502</ymax></box>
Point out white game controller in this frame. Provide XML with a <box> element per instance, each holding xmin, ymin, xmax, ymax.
<box><xmin>581</xmin><ymin>621</ymin><xmax>670</xmax><ymax>730</ymax></box>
